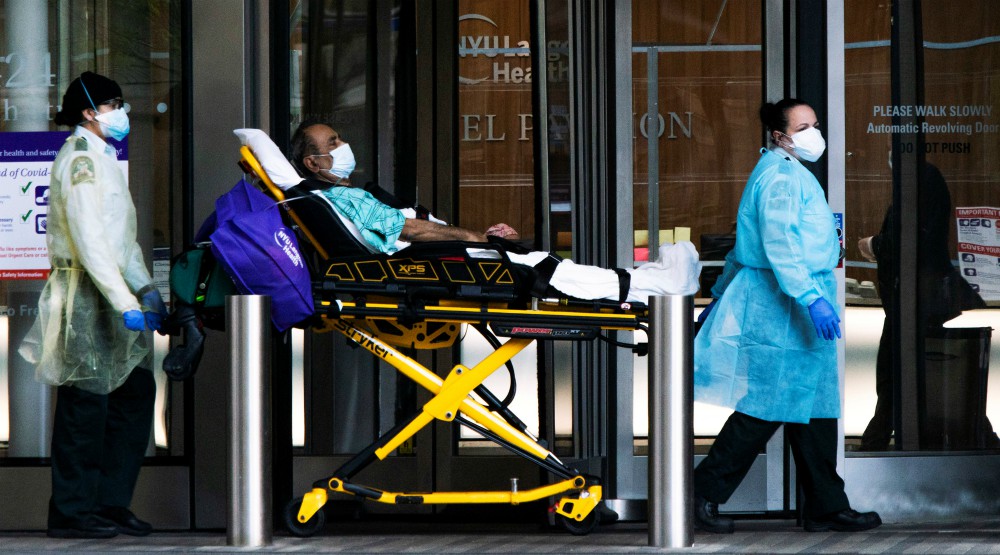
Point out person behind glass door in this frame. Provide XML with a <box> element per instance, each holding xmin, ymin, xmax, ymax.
<box><xmin>691</xmin><ymin>99</ymin><xmax>882</xmax><ymax>534</ymax></box>
<box><xmin>858</xmin><ymin>153</ymin><xmax>990</xmax><ymax>450</ymax></box>
<box><xmin>18</xmin><ymin>71</ymin><xmax>166</xmax><ymax>539</ymax></box>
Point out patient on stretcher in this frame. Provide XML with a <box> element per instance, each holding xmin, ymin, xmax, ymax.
<box><xmin>235</xmin><ymin>126</ymin><xmax>701</xmax><ymax>303</ymax></box>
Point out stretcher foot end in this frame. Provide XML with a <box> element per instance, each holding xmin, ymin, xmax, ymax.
<box><xmin>284</xmin><ymin>489</ymin><xmax>328</xmax><ymax>537</ymax></box>
<box><xmin>553</xmin><ymin>485</ymin><xmax>603</xmax><ymax>536</ymax></box>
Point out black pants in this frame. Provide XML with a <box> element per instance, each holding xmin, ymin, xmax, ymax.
<box><xmin>694</xmin><ymin>412</ymin><xmax>850</xmax><ymax>518</ymax></box>
<box><xmin>48</xmin><ymin>367</ymin><xmax>155</xmax><ymax>528</ymax></box>
<box><xmin>860</xmin><ymin>320</ymin><xmax>894</xmax><ymax>450</ymax></box>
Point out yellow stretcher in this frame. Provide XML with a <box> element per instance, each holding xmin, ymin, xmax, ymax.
<box><xmin>235</xmin><ymin>146</ymin><xmax>650</xmax><ymax>537</ymax></box>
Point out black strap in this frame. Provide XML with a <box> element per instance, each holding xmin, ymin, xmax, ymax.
<box><xmin>530</xmin><ymin>254</ymin><xmax>562</xmax><ymax>298</ymax></box>
<box><xmin>486</xmin><ymin>234</ymin><xmax>532</xmax><ymax>254</ymax></box>
<box><xmin>613</xmin><ymin>268</ymin><xmax>631</xmax><ymax>303</ymax></box>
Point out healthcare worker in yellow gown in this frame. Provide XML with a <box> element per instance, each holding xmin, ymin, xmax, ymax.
<box><xmin>19</xmin><ymin>72</ymin><xmax>166</xmax><ymax>539</ymax></box>
<box><xmin>691</xmin><ymin>99</ymin><xmax>882</xmax><ymax>534</ymax></box>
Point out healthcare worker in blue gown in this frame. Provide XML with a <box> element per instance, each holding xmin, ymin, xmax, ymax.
<box><xmin>691</xmin><ymin>99</ymin><xmax>882</xmax><ymax>534</ymax></box>
<box><xmin>19</xmin><ymin>72</ymin><xmax>166</xmax><ymax>539</ymax></box>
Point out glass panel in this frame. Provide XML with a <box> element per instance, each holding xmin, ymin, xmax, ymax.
<box><xmin>844</xmin><ymin>0</ymin><xmax>1000</xmax><ymax>452</ymax></box>
<box><xmin>916</xmin><ymin>0</ymin><xmax>1000</xmax><ymax>451</ymax></box>
<box><xmin>457</xmin><ymin>0</ymin><xmax>535</xmax><ymax>240</ymax></box>
<box><xmin>539</xmin><ymin>0</ymin><xmax>572</xmax><ymax>454</ymax></box>
<box><xmin>631</xmin><ymin>0</ymin><xmax>762</xmax><ymax>442</ymax></box>
<box><xmin>456</xmin><ymin>0</ymin><xmax>539</xmax><ymax>447</ymax></box>
<box><xmin>289</xmin><ymin>0</ymin><xmax>377</xmax><ymax>183</ymax></box>
<box><xmin>543</xmin><ymin>0</ymin><xmax>570</xmax><ymax>260</ymax></box>
<box><xmin>0</xmin><ymin>0</ymin><xmax>183</xmax><ymax>457</ymax></box>
<box><xmin>842</xmin><ymin>0</ymin><xmax>892</xmax><ymax>449</ymax></box>
<box><xmin>288</xmin><ymin>0</ymin><xmax>389</xmax><ymax>455</ymax></box>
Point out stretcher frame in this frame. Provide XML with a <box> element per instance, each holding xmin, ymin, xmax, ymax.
<box><xmin>235</xmin><ymin>146</ymin><xmax>650</xmax><ymax>536</ymax></box>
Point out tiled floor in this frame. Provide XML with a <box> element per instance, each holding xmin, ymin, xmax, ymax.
<box><xmin>3</xmin><ymin>516</ymin><xmax>1000</xmax><ymax>554</ymax></box>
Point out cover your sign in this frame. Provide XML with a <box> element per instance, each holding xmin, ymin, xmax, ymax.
<box><xmin>956</xmin><ymin>206</ymin><xmax>1000</xmax><ymax>301</ymax></box>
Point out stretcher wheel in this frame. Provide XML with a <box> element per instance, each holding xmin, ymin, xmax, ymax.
<box><xmin>557</xmin><ymin>506</ymin><xmax>601</xmax><ymax>536</ymax></box>
<box><xmin>283</xmin><ymin>496</ymin><xmax>326</xmax><ymax>537</ymax></box>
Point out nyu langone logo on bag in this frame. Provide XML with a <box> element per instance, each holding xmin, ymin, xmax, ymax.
<box><xmin>274</xmin><ymin>229</ymin><xmax>304</xmax><ymax>268</ymax></box>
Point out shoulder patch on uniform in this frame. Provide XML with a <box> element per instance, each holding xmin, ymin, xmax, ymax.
<box><xmin>73</xmin><ymin>136</ymin><xmax>89</xmax><ymax>151</ymax></box>
<box><xmin>70</xmin><ymin>156</ymin><xmax>96</xmax><ymax>185</ymax></box>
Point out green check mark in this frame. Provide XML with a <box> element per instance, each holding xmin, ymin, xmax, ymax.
<box><xmin>21</xmin><ymin>209</ymin><xmax>32</xmax><ymax>222</ymax></box>
<box><xmin>20</xmin><ymin>181</ymin><xmax>32</xmax><ymax>194</ymax></box>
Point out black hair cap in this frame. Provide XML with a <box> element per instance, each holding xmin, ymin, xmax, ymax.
<box><xmin>54</xmin><ymin>71</ymin><xmax>122</xmax><ymax>127</ymax></box>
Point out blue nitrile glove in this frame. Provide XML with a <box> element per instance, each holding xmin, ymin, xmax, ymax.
<box><xmin>142</xmin><ymin>289</ymin><xmax>168</xmax><ymax>332</ymax></box>
<box><xmin>123</xmin><ymin>310</ymin><xmax>146</xmax><ymax>331</ymax></box>
<box><xmin>142</xmin><ymin>289</ymin><xmax>167</xmax><ymax>315</ymax></box>
<box><xmin>807</xmin><ymin>297</ymin><xmax>841</xmax><ymax>341</ymax></box>
<box><xmin>698</xmin><ymin>298</ymin><xmax>718</xmax><ymax>324</ymax></box>
<box><xmin>144</xmin><ymin>311</ymin><xmax>164</xmax><ymax>332</ymax></box>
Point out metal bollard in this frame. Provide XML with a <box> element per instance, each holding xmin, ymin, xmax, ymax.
<box><xmin>648</xmin><ymin>295</ymin><xmax>694</xmax><ymax>548</ymax></box>
<box><xmin>227</xmin><ymin>295</ymin><xmax>272</xmax><ymax>547</ymax></box>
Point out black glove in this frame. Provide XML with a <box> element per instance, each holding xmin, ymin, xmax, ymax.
<box><xmin>162</xmin><ymin>304</ymin><xmax>207</xmax><ymax>380</ymax></box>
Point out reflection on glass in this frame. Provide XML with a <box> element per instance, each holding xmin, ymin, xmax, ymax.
<box><xmin>913</xmin><ymin>0</ymin><xmax>999</xmax><ymax>451</ymax></box>
<box><xmin>456</xmin><ymin>0</ymin><xmax>539</xmax><ymax>447</ymax></box>
<box><xmin>287</xmin><ymin>1</ymin><xmax>396</xmax><ymax>455</ymax></box>
<box><xmin>457</xmin><ymin>0</ymin><xmax>535</xmax><ymax>240</ymax></box>
<box><xmin>631</xmin><ymin>0</ymin><xmax>762</xmax><ymax>445</ymax></box>
<box><xmin>289</xmin><ymin>0</ymin><xmax>377</xmax><ymax>187</ymax></box>
<box><xmin>0</xmin><ymin>1</ymin><xmax>182</xmax><ymax>457</ymax></box>
<box><xmin>844</xmin><ymin>0</ymin><xmax>1000</xmax><ymax>451</ymax></box>
<box><xmin>632</xmin><ymin>0</ymin><xmax>761</xmax><ymax>300</ymax></box>
<box><xmin>543</xmin><ymin>0</ymin><xmax>573</xmax><ymax>452</ymax></box>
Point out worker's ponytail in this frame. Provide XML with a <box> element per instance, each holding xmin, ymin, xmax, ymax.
<box><xmin>760</xmin><ymin>98</ymin><xmax>809</xmax><ymax>137</ymax></box>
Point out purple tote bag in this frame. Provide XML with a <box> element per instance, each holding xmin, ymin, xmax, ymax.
<box><xmin>209</xmin><ymin>180</ymin><xmax>314</xmax><ymax>331</ymax></box>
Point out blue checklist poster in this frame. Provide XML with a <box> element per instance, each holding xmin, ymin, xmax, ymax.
<box><xmin>0</xmin><ymin>132</ymin><xmax>128</xmax><ymax>280</ymax></box>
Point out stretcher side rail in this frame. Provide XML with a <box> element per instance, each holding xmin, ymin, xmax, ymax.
<box><xmin>321</xmin><ymin>299</ymin><xmax>648</xmax><ymax>333</ymax></box>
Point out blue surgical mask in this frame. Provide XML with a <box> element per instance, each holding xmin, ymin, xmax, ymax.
<box><xmin>95</xmin><ymin>108</ymin><xmax>130</xmax><ymax>141</ymax></box>
<box><xmin>80</xmin><ymin>76</ymin><xmax>130</xmax><ymax>141</ymax></box>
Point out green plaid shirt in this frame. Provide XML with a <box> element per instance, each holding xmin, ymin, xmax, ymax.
<box><xmin>320</xmin><ymin>186</ymin><xmax>406</xmax><ymax>253</ymax></box>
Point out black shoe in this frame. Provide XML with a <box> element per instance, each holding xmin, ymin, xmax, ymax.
<box><xmin>859</xmin><ymin>439</ymin><xmax>890</xmax><ymax>451</ymax></box>
<box><xmin>47</xmin><ymin>516</ymin><xmax>118</xmax><ymax>539</ymax></box>
<box><xmin>693</xmin><ymin>495</ymin><xmax>734</xmax><ymax>534</ymax></box>
<box><xmin>94</xmin><ymin>506</ymin><xmax>152</xmax><ymax>537</ymax></box>
<box><xmin>804</xmin><ymin>509</ymin><xmax>882</xmax><ymax>532</ymax></box>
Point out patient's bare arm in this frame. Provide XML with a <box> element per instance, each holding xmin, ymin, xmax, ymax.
<box><xmin>400</xmin><ymin>218</ymin><xmax>486</xmax><ymax>242</ymax></box>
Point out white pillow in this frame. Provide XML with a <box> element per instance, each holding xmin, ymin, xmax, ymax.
<box><xmin>233</xmin><ymin>128</ymin><xmax>304</xmax><ymax>190</ymax></box>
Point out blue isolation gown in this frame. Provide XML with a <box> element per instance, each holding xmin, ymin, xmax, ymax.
<box><xmin>694</xmin><ymin>148</ymin><xmax>841</xmax><ymax>423</ymax></box>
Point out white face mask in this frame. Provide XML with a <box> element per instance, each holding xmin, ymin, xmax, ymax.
<box><xmin>94</xmin><ymin>108</ymin><xmax>130</xmax><ymax>141</ymax></box>
<box><xmin>315</xmin><ymin>143</ymin><xmax>356</xmax><ymax>181</ymax></box>
<box><xmin>785</xmin><ymin>127</ymin><xmax>826</xmax><ymax>162</ymax></box>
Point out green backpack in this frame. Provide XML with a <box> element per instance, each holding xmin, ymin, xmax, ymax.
<box><xmin>169</xmin><ymin>245</ymin><xmax>237</xmax><ymax>309</ymax></box>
